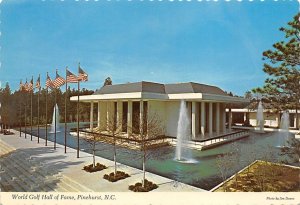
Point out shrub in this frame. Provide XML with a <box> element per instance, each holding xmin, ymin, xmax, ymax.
<box><xmin>103</xmin><ymin>171</ymin><xmax>130</xmax><ymax>182</ymax></box>
<box><xmin>83</xmin><ymin>163</ymin><xmax>107</xmax><ymax>173</ymax></box>
<box><xmin>128</xmin><ymin>179</ymin><xmax>158</xmax><ymax>192</ymax></box>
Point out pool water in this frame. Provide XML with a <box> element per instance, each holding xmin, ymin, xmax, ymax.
<box><xmin>26</xmin><ymin>124</ymin><xmax>296</xmax><ymax>190</ymax></box>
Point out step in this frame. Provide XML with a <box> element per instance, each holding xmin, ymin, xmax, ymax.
<box><xmin>0</xmin><ymin>141</ymin><xmax>16</xmax><ymax>152</ymax></box>
<box><xmin>59</xmin><ymin>175</ymin><xmax>94</xmax><ymax>192</ymax></box>
<box><xmin>0</xmin><ymin>144</ymin><xmax>15</xmax><ymax>155</ymax></box>
<box><xmin>43</xmin><ymin>176</ymin><xmax>64</xmax><ymax>192</ymax></box>
<box><xmin>1</xmin><ymin>162</ymin><xmax>37</xmax><ymax>191</ymax></box>
<box><xmin>0</xmin><ymin>172</ymin><xmax>26</xmax><ymax>192</ymax></box>
<box><xmin>0</xmin><ymin>175</ymin><xmax>15</xmax><ymax>192</ymax></box>
<box><xmin>55</xmin><ymin>180</ymin><xmax>80</xmax><ymax>192</ymax></box>
<box><xmin>0</xmin><ymin>168</ymin><xmax>27</xmax><ymax>192</ymax></box>
<box><xmin>7</xmin><ymin>154</ymin><xmax>50</xmax><ymax>180</ymax></box>
<box><xmin>54</xmin><ymin>183</ymin><xmax>69</xmax><ymax>192</ymax></box>
<box><xmin>1</xmin><ymin>158</ymin><xmax>49</xmax><ymax>192</ymax></box>
<box><xmin>12</xmin><ymin>156</ymin><xmax>44</xmax><ymax>175</ymax></box>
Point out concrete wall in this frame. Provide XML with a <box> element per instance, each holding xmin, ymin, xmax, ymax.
<box><xmin>165</xmin><ymin>101</ymin><xmax>180</xmax><ymax>137</ymax></box>
<box><xmin>247</xmin><ymin>112</ymin><xmax>300</xmax><ymax>128</ymax></box>
<box><xmin>249</xmin><ymin>112</ymin><xmax>278</xmax><ymax>127</ymax></box>
<box><xmin>148</xmin><ymin>100</ymin><xmax>167</xmax><ymax>135</ymax></box>
<box><xmin>98</xmin><ymin>101</ymin><xmax>107</xmax><ymax>130</ymax></box>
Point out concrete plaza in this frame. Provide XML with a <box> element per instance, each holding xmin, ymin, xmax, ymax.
<box><xmin>0</xmin><ymin>130</ymin><xmax>206</xmax><ymax>192</ymax></box>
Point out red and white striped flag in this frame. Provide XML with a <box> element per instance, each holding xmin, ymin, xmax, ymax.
<box><xmin>66</xmin><ymin>69</ymin><xmax>78</xmax><ymax>83</ymax></box>
<box><xmin>78</xmin><ymin>65</ymin><xmax>88</xmax><ymax>82</ymax></box>
<box><xmin>36</xmin><ymin>75</ymin><xmax>41</xmax><ymax>89</ymax></box>
<box><xmin>53</xmin><ymin>71</ymin><xmax>66</xmax><ymax>88</ymax></box>
<box><xmin>46</xmin><ymin>73</ymin><xmax>54</xmax><ymax>89</ymax></box>
<box><xmin>26</xmin><ymin>78</ymin><xmax>34</xmax><ymax>92</ymax></box>
<box><xmin>24</xmin><ymin>80</ymin><xmax>29</xmax><ymax>91</ymax></box>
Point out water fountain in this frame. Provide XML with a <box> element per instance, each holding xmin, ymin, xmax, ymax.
<box><xmin>49</xmin><ymin>104</ymin><xmax>61</xmax><ymax>133</ymax></box>
<box><xmin>175</xmin><ymin>100</ymin><xmax>196</xmax><ymax>163</ymax></box>
<box><xmin>277</xmin><ymin>111</ymin><xmax>290</xmax><ymax>148</ymax></box>
<box><xmin>256</xmin><ymin>101</ymin><xmax>265</xmax><ymax>133</ymax></box>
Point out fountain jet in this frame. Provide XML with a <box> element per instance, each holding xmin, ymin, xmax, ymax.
<box><xmin>49</xmin><ymin>104</ymin><xmax>61</xmax><ymax>134</ymax></box>
<box><xmin>256</xmin><ymin>101</ymin><xmax>265</xmax><ymax>133</ymax></box>
<box><xmin>175</xmin><ymin>100</ymin><xmax>197</xmax><ymax>163</ymax></box>
<box><xmin>277</xmin><ymin>111</ymin><xmax>290</xmax><ymax>147</ymax></box>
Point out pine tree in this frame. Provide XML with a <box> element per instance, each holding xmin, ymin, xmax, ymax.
<box><xmin>253</xmin><ymin>13</ymin><xmax>300</xmax><ymax>128</ymax></box>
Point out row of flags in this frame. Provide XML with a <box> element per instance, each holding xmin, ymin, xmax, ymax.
<box><xmin>19</xmin><ymin>66</ymin><xmax>88</xmax><ymax>92</ymax></box>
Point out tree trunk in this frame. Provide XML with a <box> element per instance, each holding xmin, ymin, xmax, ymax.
<box><xmin>296</xmin><ymin>100</ymin><xmax>299</xmax><ymax>129</ymax></box>
<box><xmin>93</xmin><ymin>135</ymin><xmax>95</xmax><ymax>167</ymax></box>
<box><xmin>114</xmin><ymin>138</ymin><xmax>117</xmax><ymax>176</ymax></box>
<box><xmin>142</xmin><ymin>148</ymin><xmax>146</xmax><ymax>188</ymax></box>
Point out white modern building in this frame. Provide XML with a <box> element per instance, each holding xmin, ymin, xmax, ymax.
<box><xmin>230</xmin><ymin>108</ymin><xmax>300</xmax><ymax>129</ymax></box>
<box><xmin>70</xmin><ymin>81</ymin><xmax>249</xmax><ymax>139</ymax></box>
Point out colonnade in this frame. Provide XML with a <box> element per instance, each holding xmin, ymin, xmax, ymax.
<box><xmin>88</xmin><ymin>100</ymin><xmax>231</xmax><ymax>138</ymax></box>
<box><xmin>89</xmin><ymin>100</ymin><xmax>145</xmax><ymax>136</ymax></box>
<box><xmin>191</xmin><ymin>102</ymin><xmax>229</xmax><ymax>139</ymax></box>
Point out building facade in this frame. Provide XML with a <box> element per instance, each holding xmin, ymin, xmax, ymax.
<box><xmin>229</xmin><ymin>108</ymin><xmax>300</xmax><ymax>129</ymax></box>
<box><xmin>71</xmin><ymin>81</ymin><xmax>249</xmax><ymax>138</ymax></box>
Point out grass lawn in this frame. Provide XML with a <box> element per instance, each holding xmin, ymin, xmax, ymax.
<box><xmin>214</xmin><ymin>160</ymin><xmax>300</xmax><ymax>192</ymax></box>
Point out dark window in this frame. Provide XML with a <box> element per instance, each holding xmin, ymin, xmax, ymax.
<box><xmin>132</xmin><ymin>102</ymin><xmax>140</xmax><ymax>134</ymax></box>
<box><xmin>122</xmin><ymin>102</ymin><xmax>128</xmax><ymax>132</ymax></box>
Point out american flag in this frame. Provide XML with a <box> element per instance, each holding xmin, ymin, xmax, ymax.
<box><xmin>66</xmin><ymin>69</ymin><xmax>78</xmax><ymax>83</ymax></box>
<box><xmin>46</xmin><ymin>73</ymin><xmax>54</xmax><ymax>88</ymax></box>
<box><xmin>36</xmin><ymin>75</ymin><xmax>41</xmax><ymax>89</ymax></box>
<box><xmin>24</xmin><ymin>80</ymin><xmax>29</xmax><ymax>91</ymax></box>
<box><xmin>53</xmin><ymin>71</ymin><xmax>66</xmax><ymax>88</ymax></box>
<box><xmin>19</xmin><ymin>80</ymin><xmax>24</xmax><ymax>91</ymax></box>
<box><xmin>26</xmin><ymin>78</ymin><xmax>34</xmax><ymax>92</ymax></box>
<box><xmin>78</xmin><ymin>65</ymin><xmax>88</xmax><ymax>82</ymax></box>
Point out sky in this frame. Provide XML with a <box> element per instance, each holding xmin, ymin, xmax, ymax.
<box><xmin>0</xmin><ymin>0</ymin><xmax>298</xmax><ymax>96</ymax></box>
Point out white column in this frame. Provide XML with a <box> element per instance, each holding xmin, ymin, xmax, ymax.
<box><xmin>117</xmin><ymin>101</ymin><xmax>123</xmax><ymax>129</ymax></box>
<box><xmin>192</xmin><ymin>101</ymin><xmax>199</xmax><ymax>139</ymax></box>
<box><xmin>216</xmin><ymin>102</ymin><xmax>220</xmax><ymax>134</ymax></box>
<box><xmin>243</xmin><ymin>112</ymin><xmax>247</xmax><ymax>122</ymax></box>
<box><xmin>222</xmin><ymin>104</ymin><xmax>226</xmax><ymax>133</ymax></box>
<box><xmin>200</xmin><ymin>102</ymin><xmax>205</xmax><ymax>136</ymax></box>
<box><xmin>127</xmin><ymin>101</ymin><xmax>133</xmax><ymax>136</ymax></box>
<box><xmin>139</xmin><ymin>100</ymin><xmax>144</xmax><ymax>134</ymax></box>
<box><xmin>229</xmin><ymin>106</ymin><xmax>232</xmax><ymax>131</ymax></box>
<box><xmin>209</xmin><ymin>102</ymin><xmax>213</xmax><ymax>136</ymax></box>
<box><xmin>97</xmin><ymin>102</ymin><xmax>101</xmax><ymax>129</ymax></box>
<box><xmin>90</xmin><ymin>102</ymin><xmax>94</xmax><ymax>130</ymax></box>
<box><xmin>99</xmin><ymin>102</ymin><xmax>107</xmax><ymax>130</ymax></box>
<box><xmin>275</xmin><ymin>113</ymin><xmax>280</xmax><ymax>128</ymax></box>
<box><xmin>106</xmin><ymin>101</ymin><xmax>114</xmax><ymax>130</ymax></box>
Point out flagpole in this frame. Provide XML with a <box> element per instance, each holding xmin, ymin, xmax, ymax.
<box><xmin>37</xmin><ymin>74</ymin><xmax>40</xmax><ymax>143</ymax></box>
<box><xmin>65</xmin><ymin>67</ymin><xmax>68</xmax><ymax>153</ymax></box>
<box><xmin>77</xmin><ymin>79</ymin><xmax>80</xmax><ymax>158</ymax></box>
<box><xmin>30</xmin><ymin>76</ymin><xmax>33</xmax><ymax>141</ymax></box>
<box><xmin>45</xmin><ymin>84</ymin><xmax>48</xmax><ymax>146</ymax></box>
<box><xmin>54</xmin><ymin>70</ymin><xmax>57</xmax><ymax>150</ymax></box>
<box><xmin>19</xmin><ymin>99</ymin><xmax>22</xmax><ymax>137</ymax></box>
<box><xmin>25</xmin><ymin>80</ymin><xmax>27</xmax><ymax>139</ymax></box>
<box><xmin>19</xmin><ymin>86</ymin><xmax>22</xmax><ymax>137</ymax></box>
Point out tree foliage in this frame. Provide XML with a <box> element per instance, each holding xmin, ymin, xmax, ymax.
<box><xmin>0</xmin><ymin>83</ymin><xmax>94</xmax><ymax>127</ymax></box>
<box><xmin>252</xmin><ymin>13</ymin><xmax>300</xmax><ymax>128</ymax></box>
<box><xmin>103</xmin><ymin>77</ymin><xmax>112</xmax><ymax>87</ymax></box>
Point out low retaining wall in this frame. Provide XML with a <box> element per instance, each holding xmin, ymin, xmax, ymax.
<box><xmin>169</xmin><ymin>131</ymin><xmax>250</xmax><ymax>151</ymax></box>
<box><xmin>200</xmin><ymin>133</ymin><xmax>249</xmax><ymax>150</ymax></box>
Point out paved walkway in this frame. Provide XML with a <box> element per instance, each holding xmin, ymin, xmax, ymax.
<box><xmin>0</xmin><ymin>130</ymin><xmax>206</xmax><ymax>192</ymax></box>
